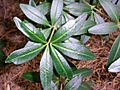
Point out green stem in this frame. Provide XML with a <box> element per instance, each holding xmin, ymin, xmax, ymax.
<box><xmin>47</xmin><ymin>26</ymin><xmax>57</xmax><ymax>45</ymax></box>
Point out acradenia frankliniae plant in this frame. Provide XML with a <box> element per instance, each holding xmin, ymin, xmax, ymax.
<box><xmin>5</xmin><ymin>0</ymin><xmax>96</xmax><ymax>89</ymax></box>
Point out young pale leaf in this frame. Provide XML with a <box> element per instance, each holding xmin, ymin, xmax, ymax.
<box><xmin>29</xmin><ymin>0</ymin><xmax>36</xmax><ymax>7</ymax></box>
<box><xmin>41</xmin><ymin>28</ymin><xmax>51</xmax><ymax>40</ymax></box>
<box><xmin>40</xmin><ymin>46</ymin><xmax>53</xmax><ymax>90</ymax></box>
<box><xmin>64</xmin><ymin>75</ymin><xmax>83</xmax><ymax>90</ymax></box>
<box><xmin>107</xmin><ymin>35</ymin><xmax>120</xmax><ymax>67</ymax></box>
<box><xmin>53</xmin><ymin>42</ymin><xmax>96</xmax><ymax>60</ymax></box>
<box><xmin>50</xmin><ymin>45</ymin><xmax>73</xmax><ymax>79</ymax></box>
<box><xmin>22</xmin><ymin>71</ymin><xmax>40</xmax><ymax>82</ymax></box>
<box><xmin>65</xmin><ymin>3</ymin><xmax>91</xmax><ymax>16</ymax></box>
<box><xmin>94</xmin><ymin>12</ymin><xmax>104</xmax><ymax>24</ymax></box>
<box><xmin>5</xmin><ymin>42</ymin><xmax>45</xmax><ymax>64</ymax></box>
<box><xmin>52</xmin><ymin>20</ymin><xmax>75</xmax><ymax>43</ymax></box>
<box><xmin>80</xmin><ymin>35</ymin><xmax>90</xmax><ymax>44</ymax></box>
<box><xmin>99</xmin><ymin>0</ymin><xmax>119</xmax><ymax>22</ymax></box>
<box><xmin>74</xmin><ymin>68</ymin><xmax>92</xmax><ymax>77</ymax></box>
<box><xmin>78</xmin><ymin>80</ymin><xmax>92</xmax><ymax>90</ymax></box>
<box><xmin>20</xmin><ymin>4</ymin><xmax>50</xmax><ymax>26</ymax></box>
<box><xmin>14</xmin><ymin>17</ymin><xmax>46</xmax><ymax>43</ymax></box>
<box><xmin>88</xmin><ymin>22</ymin><xmax>118</xmax><ymax>35</ymax></box>
<box><xmin>36</xmin><ymin>2</ymin><xmax>51</xmax><ymax>15</ymax></box>
<box><xmin>108</xmin><ymin>58</ymin><xmax>120</xmax><ymax>72</ymax></box>
<box><xmin>50</xmin><ymin>0</ymin><xmax>63</xmax><ymax>25</ymax></box>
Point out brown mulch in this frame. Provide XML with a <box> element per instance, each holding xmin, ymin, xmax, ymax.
<box><xmin>0</xmin><ymin>0</ymin><xmax>120</xmax><ymax>90</ymax></box>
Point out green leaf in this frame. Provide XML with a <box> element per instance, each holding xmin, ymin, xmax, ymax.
<box><xmin>88</xmin><ymin>22</ymin><xmax>118</xmax><ymax>35</ymax></box>
<box><xmin>40</xmin><ymin>46</ymin><xmax>53</xmax><ymax>90</ymax></box>
<box><xmin>65</xmin><ymin>38</ymin><xmax>80</xmax><ymax>44</ymax></box>
<box><xmin>29</xmin><ymin>0</ymin><xmax>36</xmax><ymax>7</ymax></box>
<box><xmin>80</xmin><ymin>35</ymin><xmax>90</xmax><ymax>44</ymax></box>
<box><xmin>51</xmin><ymin>81</ymin><xmax>58</xmax><ymax>90</ymax></box>
<box><xmin>41</xmin><ymin>28</ymin><xmax>51</xmax><ymax>40</ymax></box>
<box><xmin>36</xmin><ymin>2</ymin><xmax>51</xmax><ymax>15</ymax></box>
<box><xmin>14</xmin><ymin>17</ymin><xmax>46</xmax><ymax>43</ymax></box>
<box><xmin>74</xmin><ymin>68</ymin><xmax>92</xmax><ymax>77</ymax></box>
<box><xmin>53</xmin><ymin>42</ymin><xmax>96</xmax><ymax>60</ymax></box>
<box><xmin>50</xmin><ymin>45</ymin><xmax>73</xmax><ymax>79</ymax></box>
<box><xmin>20</xmin><ymin>4</ymin><xmax>50</xmax><ymax>26</ymax></box>
<box><xmin>94</xmin><ymin>12</ymin><xmax>104</xmax><ymax>24</ymax></box>
<box><xmin>0</xmin><ymin>50</ymin><xmax>6</xmax><ymax>60</ymax></box>
<box><xmin>64</xmin><ymin>0</ymin><xmax>75</xmax><ymax>5</ymax></box>
<box><xmin>22</xmin><ymin>71</ymin><xmax>40</xmax><ymax>82</ymax></box>
<box><xmin>52</xmin><ymin>20</ymin><xmax>75</xmax><ymax>43</ymax></box>
<box><xmin>64</xmin><ymin>75</ymin><xmax>83</xmax><ymax>90</ymax></box>
<box><xmin>5</xmin><ymin>42</ymin><xmax>45</xmax><ymax>64</ymax></box>
<box><xmin>50</xmin><ymin>0</ymin><xmax>63</xmax><ymax>25</ymax></box>
<box><xmin>99</xmin><ymin>0</ymin><xmax>119</xmax><ymax>22</ymax></box>
<box><xmin>75</xmin><ymin>20</ymin><xmax>96</xmax><ymax>35</ymax></box>
<box><xmin>108</xmin><ymin>58</ymin><xmax>120</xmax><ymax>72</ymax></box>
<box><xmin>78</xmin><ymin>80</ymin><xmax>92</xmax><ymax>90</ymax></box>
<box><xmin>107</xmin><ymin>35</ymin><xmax>120</xmax><ymax>67</ymax></box>
<box><xmin>65</xmin><ymin>3</ymin><xmax>91</xmax><ymax>16</ymax></box>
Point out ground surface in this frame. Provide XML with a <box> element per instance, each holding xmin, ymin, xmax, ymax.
<box><xmin>0</xmin><ymin>0</ymin><xmax>120</xmax><ymax>90</ymax></box>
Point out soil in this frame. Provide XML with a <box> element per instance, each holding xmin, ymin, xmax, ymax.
<box><xmin>0</xmin><ymin>0</ymin><xmax>120</xmax><ymax>90</ymax></box>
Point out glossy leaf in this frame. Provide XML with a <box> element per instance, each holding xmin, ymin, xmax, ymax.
<box><xmin>64</xmin><ymin>75</ymin><xmax>83</xmax><ymax>90</ymax></box>
<box><xmin>41</xmin><ymin>28</ymin><xmax>51</xmax><ymax>40</ymax></box>
<box><xmin>75</xmin><ymin>20</ymin><xmax>96</xmax><ymax>35</ymax></box>
<box><xmin>29</xmin><ymin>0</ymin><xmax>36</xmax><ymax>7</ymax></box>
<box><xmin>107</xmin><ymin>35</ymin><xmax>120</xmax><ymax>67</ymax></box>
<box><xmin>50</xmin><ymin>45</ymin><xmax>73</xmax><ymax>79</ymax></box>
<box><xmin>78</xmin><ymin>80</ymin><xmax>92</xmax><ymax>90</ymax></box>
<box><xmin>20</xmin><ymin>4</ymin><xmax>50</xmax><ymax>26</ymax></box>
<box><xmin>40</xmin><ymin>46</ymin><xmax>53</xmax><ymax>90</ymax></box>
<box><xmin>88</xmin><ymin>22</ymin><xmax>118</xmax><ymax>35</ymax></box>
<box><xmin>53</xmin><ymin>42</ymin><xmax>96</xmax><ymax>60</ymax></box>
<box><xmin>5</xmin><ymin>42</ymin><xmax>45</xmax><ymax>64</ymax></box>
<box><xmin>94</xmin><ymin>12</ymin><xmax>104</xmax><ymax>24</ymax></box>
<box><xmin>14</xmin><ymin>17</ymin><xmax>46</xmax><ymax>43</ymax></box>
<box><xmin>108</xmin><ymin>58</ymin><xmax>120</xmax><ymax>72</ymax></box>
<box><xmin>36</xmin><ymin>2</ymin><xmax>51</xmax><ymax>15</ymax></box>
<box><xmin>65</xmin><ymin>3</ymin><xmax>91</xmax><ymax>16</ymax></box>
<box><xmin>80</xmin><ymin>35</ymin><xmax>90</xmax><ymax>44</ymax></box>
<box><xmin>74</xmin><ymin>68</ymin><xmax>92</xmax><ymax>77</ymax></box>
<box><xmin>99</xmin><ymin>0</ymin><xmax>119</xmax><ymax>22</ymax></box>
<box><xmin>22</xmin><ymin>71</ymin><xmax>40</xmax><ymax>82</ymax></box>
<box><xmin>52</xmin><ymin>20</ymin><xmax>75</xmax><ymax>43</ymax></box>
<box><xmin>50</xmin><ymin>0</ymin><xmax>63</xmax><ymax>25</ymax></box>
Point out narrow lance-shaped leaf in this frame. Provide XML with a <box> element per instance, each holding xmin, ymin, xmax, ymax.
<box><xmin>53</xmin><ymin>42</ymin><xmax>96</xmax><ymax>60</ymax></box>
<box><xmin>36</xmin><ymin>2</ymin><xmax>51</xmax><ymax>15</ymax></box>
<box><xmin>40</xmin><ymin>46</ymin><xmax>53</xmax><ymax>90</ymax></box>
<box><xmin>52</xmin><ymin>20</ymin><xmax>75</xmax><ymax>43</ymax></box>
<box><xmin>88</xmin><ymin>22</ymin><xmax>118</xmax><ymax>35</ymax></box>
<box><xmin>64</xmin><ymin>75</ymin><xmax>83</xmax><ymax>90</ymax></box>
<box><xmin>74</xmin><ymin>68</ymin><xmax>92</xmax><ymax>77</ymax></box>
<box><xmin>14</xmin><ymin>17</ymin><xmax>46</xmax><ymax>43</ymax></box>
<box><xmin>50</xmin><ymin>45</ymin><xmax>73</xmax><ymax>79</ymax></box>
<box><xmin>65</xmin><ymin>3</ymin><xmax>91</xmax><ymax>16</ymax></box>
<box><xmin>20</xmin><ymin>4</ymin><xmax>50</xmax><ymax>26</ymax></box>
<box><xmin>50</xmin><ymin>0</ymin><xmax>63</xmax><ymax>25</ymax></box>
<box><xmin>52</xmin><ymin>13</ymin><xmax>88</xmax><ymax>43</ymax></box>
<box><xmin>108</xmin><ymin>58</ymin><xmax>120</xmax><ymax>72</ymax></box>
<box><xmin>94</xmin><ymin>12</ymin><xmax>104</xmax><ymax>24</ymax></box>
<box><xmin>107</xmin><ymin>35</ymin><xmax>120</xmax><ymax>67</ymax></box>
<box><xmin>41</xmin><ymin>28</ymin><xmax>51</xmax><ymax>40</ymax></box>
<box><xmin>22</xmin><ymin>71</ymin><xmax>40</xmax><ymax>83</ymax></box>
<box><xmin>99</xmin><ymin>0</ymin><xmax>119</xmax><ymax>22</ymax></box>
<box><xmin>5</xmin><ymin>41</ymin><xmax>45</xmax><ymax>64</ymax></box>
<box><xmin>78</xmin><ymin>80</ymin><xmax>92</xmax><ymax>90</ymax></box>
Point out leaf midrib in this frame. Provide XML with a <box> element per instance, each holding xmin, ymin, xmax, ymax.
<box><xmin>53</xmin><ymin>44</ymin><xmax>94</xmax><ymax>59</ymax></box>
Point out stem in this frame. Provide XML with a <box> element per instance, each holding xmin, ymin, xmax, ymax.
<box><xmin>47</xmin><ymin>26</ymin><xmax>56</xmax><ymax>45</ymax></box>
<box><xmin>83</xmin><ymin>0</ymin><xmax>110</xmax><ymax>20</ymax></box>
